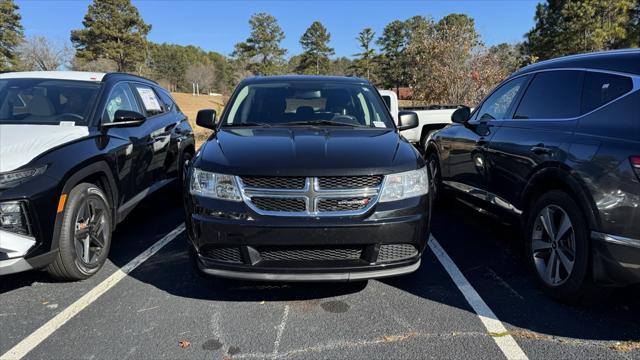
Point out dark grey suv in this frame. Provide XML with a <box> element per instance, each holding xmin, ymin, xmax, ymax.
<box><xmin>426</xmin><ymin>49</ymin><xmax>639</xmax><ymax>303</ymax></box>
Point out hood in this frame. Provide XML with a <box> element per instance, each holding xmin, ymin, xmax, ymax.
<box><xmin>0</xmin><ymin>124</ymin><xmax>89</xmax><ymax>172</ymax></box>
<box><xmin>197</xmin><ymin>128</ymin><xmax>422</xmax><ymax>176</ymax></box>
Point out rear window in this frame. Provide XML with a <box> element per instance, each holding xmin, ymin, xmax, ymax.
<box><xmin>514</xmin><ymin>70</ymin><xmax>583</xmax><ymax>120</ymax></box>
<box><xmin>581</xmin><ymin>72</ymin><xmax>633</xmax><ymax>113</ymax></box>
<box><xmin>157</xmin><ymin>89</ymin><xmax>179</xmax><ymax>113</ymax></box>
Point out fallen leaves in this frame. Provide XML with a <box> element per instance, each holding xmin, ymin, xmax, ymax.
<box><xmin>380</xmin><ymin>332</ymin><xmax>417</xmax><ymax>343</ymax></box>
<box><xmin>487</xmin><ymin>331</ymin><xmax>511</xmax><ymax>338</ymax></box>
<box><xmin>610</xmin><ymin>341</ymin><xmax>640</xmax><ymax>353</ymax></box>
<box><xmin>178</xmin><ymin>340</ymin><xmax>191</xmax><ymax>349</ymax></box>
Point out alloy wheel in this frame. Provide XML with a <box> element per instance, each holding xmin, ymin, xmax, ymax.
<box><xmin>428</xmin><ymin>156</ymin><xmax>439</xmax><ymax>198</ymax></box>
<box><xmin>531</xmin><ymin>205</ymin><xmax>576</xmax><ymax>286</ymax></box>
<box><xmin>74</xmin><ymin>198</ymin><xmax>108</xmax><ymax>266</ymax></box>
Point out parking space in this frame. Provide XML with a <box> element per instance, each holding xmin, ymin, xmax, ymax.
<box><xmin>1</xmin><ymin>189</ymin><xmax>639</xmax><ymax>359</ymax></box>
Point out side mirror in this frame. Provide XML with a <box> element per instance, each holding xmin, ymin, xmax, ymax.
<box><xmin>102</xmin><ymin>110</ymin><xmax>146</xmax><ymax>129</ymax></box>
<box><xmin>397</xmin><ymin>111</ymin><xmax>419</xmax><ymax>130</ymax></box>
<box><xmin>451</xmin><ymin>106</ymin><xmax>471</xmax><ymax>124</ymax></box>
<box><xmin>196</xmin><ymin>109</ymin><xmax>217</xmax><ymax>130</ymax></box>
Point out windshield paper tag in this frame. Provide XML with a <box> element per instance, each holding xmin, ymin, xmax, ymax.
<box><xmin>136</xmin><ymin>87</ymin><xmax>162</xmax><ymax>111</ymax></box>
<box><xmin>373</xmin><ymin>121</ymin><xmax>386</xmax><ymax>128</ymax></box>
<box><xmin>59</xmin><ymin>121</ymin><xmax>75</xmax><ymax>126</ymax></box>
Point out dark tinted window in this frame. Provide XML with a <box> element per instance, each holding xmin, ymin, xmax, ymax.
<box><xmin>382</xmin><ymin>95</ymin><xmax>391</xmax><ymax>110</ymax></box>
<box><xmin>474</xmin><ymin>76</ymin><xmax>528</xmax><ymax>121</ymax></box>
<box><xmin>514</xmin><ymin>70</ymin><xmax>583</xmax><ymax>119</ymax></box>
<box><xmin>157</xmin><ymin>89</ymin><xmax>178</xmax><ymax>113</ymax></box>
<box><xmin>581</xmin><ymin>71</ymin><xmax>633</xmax><ymax>113</ymax></box>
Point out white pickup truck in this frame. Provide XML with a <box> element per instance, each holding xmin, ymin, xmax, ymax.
<box><xmin>379</xmin><ymin>89</ymin><xmax>461</xmax><ymax>152</ymax></box>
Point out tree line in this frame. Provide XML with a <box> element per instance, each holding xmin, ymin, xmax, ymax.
<box><xmin>1</xmin><ymin>0</ymin><xmax>638</xmax><ymax>105</ymax></box>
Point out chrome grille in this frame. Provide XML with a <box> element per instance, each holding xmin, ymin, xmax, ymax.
<box><xmin>317</xmin><ymin>197</ymin><xmax>372</xmax><ymax>212</ymax></box>
<box><xmin>251</xmin><ymin>197</ymin><xmax>306</xmax><ymax>212</ymax></box>
<box><xmin>318</xmin><ymin>176</ymin><xmax>382</xmax><ymax>189</ymax></box>
<box><xmin>238</xmin><ymin>176</ymin><xmax>382</xmax><ymax>217</ymax></box>
<box><xmin>259</xmin><ymin>247</ymin><xmax>362</xmax><ymax>261</ymax></box>
<box><xmin>377</xmin><ymin>244</ymin><xmax>418</xmax><ymax>263</ymax></box>
<box><xmin>241</xmin><ymin>176</ymin><xmax>305</xmax><ymax>189</ymax></box>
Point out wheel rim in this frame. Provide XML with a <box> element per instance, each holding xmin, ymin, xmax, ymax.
<box><xmin>531</xmin><ymin>205</ymin><xmax>576</xmax><ymax>286</ymax></box>
<box><xmin>428</xmin><ymin>157</ymin><xmax>439</xmax><ymax>197</ymax></box>
<box><xmin>74</xmin><ymin>197</ymin><xmax>108</xmax><ymax>266</ymax></box>
<box><xmin>182</xmin><ymin>156</ymin><xmax>191</xmax><ymax>183</ymax></box>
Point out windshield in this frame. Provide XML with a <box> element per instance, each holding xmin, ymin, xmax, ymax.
<box><xmin>0</xmin><ymin>79</ymin><xmax>101</xmax><ymax>126</ymax></box>
<box><xmin>222</xmin><ymin>81</ymin><xmax>395</xmax><ymax>129</ymax></box>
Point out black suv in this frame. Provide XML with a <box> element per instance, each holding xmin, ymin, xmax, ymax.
<box><xmin>426</xmin><ymin>49</ymin><xmax>640</xmax><ymax>303</ymax></box>
<box><xmin>0</xmin><ymin>71</ymin><xmax>195</xmax><ymax>279</ymax></box>
<box><xmin>184</xmin><ymin>75</ymin><xmax>430</xmax><ymax>281</ymax></box>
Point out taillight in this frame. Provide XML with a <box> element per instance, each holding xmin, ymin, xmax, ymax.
<box><xmin>631</xmin><ymin>156</ymin><xmax>640</xmax><ymax>180</ymax></box>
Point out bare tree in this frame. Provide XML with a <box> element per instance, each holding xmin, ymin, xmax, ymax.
<box><xmin>70</xmin><ymin>57</ymin><xmax>118</xmax><ymax>72</ymax></box>
<box><xmin>18</xmin><ymin>36</ymin><xmax>73</xmax><ymax>71</ymax></box>
<box><xmin>185</xmin><ymin>63</ymin><xmax>216</xmax><ymax>94</ymax></box>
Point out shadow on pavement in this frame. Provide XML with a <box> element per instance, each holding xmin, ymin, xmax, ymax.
<box><xmin>3</xmin><ymin>185</ymin><xmax>639</xmax><ymax>344</ymax></box>
<box><xmin>383</xmin><ymin>197</ymin><xmax>640</xmax><ymax>342</ymax></box>
<box><xmin>0</xmin><ymin>186</ymin><xmax>185</xmax><ymax>294</ymax></box>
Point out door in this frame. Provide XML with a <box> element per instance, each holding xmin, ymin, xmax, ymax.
<box><xmin>442</xmin><ymin>76</ymin><xmax>530</xmax><ymax>201</ymax></box>
<box><xmin>486</xmin><ymin>70</ymin><xmax>584</xmax><ymax>212</ymax></box>
<box><xmin>101</xmin><ymin>82</ymin><xmax>148</xmax><ymax>205</ymax></box>
<box><xmin>131</xmin><ymin>84</ymin><xmax>177</xmax><ymax>186</ymax></box>
<box><xmin>156</xmin><ymin>88</ymin><xmax>190</xmax><ymax>179</ymax></box>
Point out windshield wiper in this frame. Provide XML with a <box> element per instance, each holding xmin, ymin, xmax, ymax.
<box><xmin>286</xmin><ymin>120</ymin><xmax>365</xmax><ymax>127</ymax></box>
<box><xmin>226</xmin><ymin>122</ymin><xmax>272</xmax><ymax>127</ymax></box>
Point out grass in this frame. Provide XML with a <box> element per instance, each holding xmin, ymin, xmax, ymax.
<box><xmin>171</xmin><ymin>92</ymin><xmax>226</xmax><ymax>148</ymax></box>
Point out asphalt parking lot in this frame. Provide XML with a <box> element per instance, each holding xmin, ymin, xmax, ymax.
<box><xmin>1</xmin><ymin>187</ymin><xmax>639</xmax><ymax>360</ymax></box>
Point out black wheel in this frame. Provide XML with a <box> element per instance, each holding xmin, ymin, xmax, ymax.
<box><xmin>174</xmin><ymin>151</ymin><xmax>193</xmax><ymax>203</ymax></box>
<box><xmin>47</xmin><ymin>183</ymin><xmax>112</xmax><ymax>280</ymax></box>
<box><xmin>179</xmin><ymin>151</ymin><xmax>193</xmax><ymax>190</ymax></box>
<box><xmin>426</xmin><ymin>151</ymin><xmax>442</xmax><ymax>203</ymax></box>
<box><xmin>524</xmin><ymin>190</ymin><xmax>607</xmax><ymax>304</ymax></box>
<box><xmin>421</xmin><ymin>130</ymin><xmax>436</xmax><ymax>154</ymax></box>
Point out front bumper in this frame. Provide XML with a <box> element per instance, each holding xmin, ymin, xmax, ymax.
<box><xmin>592</xmin><ymin>231</ymin><xmax>640</xmax><ymax>286</ymax></box>
<box><xmin>187</xmin><ymin>195</ymin><xmax>430</xmax><ymax>281</ymax></box>
<box><xmin>0</xmin><ymin>174</ymin><xmax>63</xmax><ymax>275</ymax></box>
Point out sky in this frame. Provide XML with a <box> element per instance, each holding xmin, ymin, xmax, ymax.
<box><xmin>17</xmin><ymin>0</ymin><xmax>541</xmax><ymax>58</ymax></box>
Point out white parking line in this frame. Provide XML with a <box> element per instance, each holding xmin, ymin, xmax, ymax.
<box><xmin>272</xmin><ymin>305</ymin><xmax>290</xmax><ymax>358</ymax></box>
<box><xmin>428</xmin><ymin>235</ymin><xmax>528</xmax><ymax>360</ymax></box>
<box><xmin>0</xmin><ymin>224</ymin><xmax>185</xmax><ymax>360</ymax></box>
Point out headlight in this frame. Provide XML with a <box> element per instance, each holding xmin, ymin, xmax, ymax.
<box><xmin>0</xmin><ymin>165</ymin><xmax>47</xmax><ymax>188</ymax></box>
<box><xmin>0</xmin><ymin>201</ymin><xmax>32</xmax><ymax>236</ymax></box>
<box><xmin>379</xmin><ymin>167</ymin><xmax>429</xmax><ymax>202</ymax></box>
<box><xmin>189</xmin><ymin>168</ymin><xmax>242</xmax><ymax>201</ymax></box>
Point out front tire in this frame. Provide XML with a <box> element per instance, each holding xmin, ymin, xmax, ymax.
<box><xmin>426</xmin><ymin>151</ymin><xmax>442</xmax><ymax>204</ymax></box>
<box><xmin>47</xmin><ymin>183</ymin><xmax>112</xmax><ymax>280</ymax></box>
<box><xmin>524</xmin><ymin>190</ymin><xmax>606</xmax><ymax>304</ymax></box>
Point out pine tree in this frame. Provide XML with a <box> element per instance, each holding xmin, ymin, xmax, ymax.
<box><xmin>232</xmin><ymin>12</ymin><xmax>287</xmax><ymax>76</ymax></box>
<box><xmin>297</xmin><ymin>21</ymin><xmax>334</xmax><ymax>75</ymax></box>
<box><xmin>525</xmin><ymin>0</ymin><xmax>635</xmax><ymax>60</ymax></box>
<box><xmin>377</xmin><ymin>20</ymin><xmax>407</xmax><ymax>93</ymax></box>
<box><xmin>71</xmin><ymin>0</ymin><xmax>151</xmax><ymax>72</ymax></box>
<box><xmin>351</xmin><ymin>28</ymin><xmax>377</xmax><ymax>81</ymax></box>
<box><xmin>0</xmin><ymin>0</ymin><xmax>24</xmax><ymax>71</ymax></box>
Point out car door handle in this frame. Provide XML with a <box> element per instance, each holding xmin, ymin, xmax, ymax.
<box><xmin>530</xmin><ymin>145</ymin><xmax>551</xmax><ymax>155</ymax></box>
